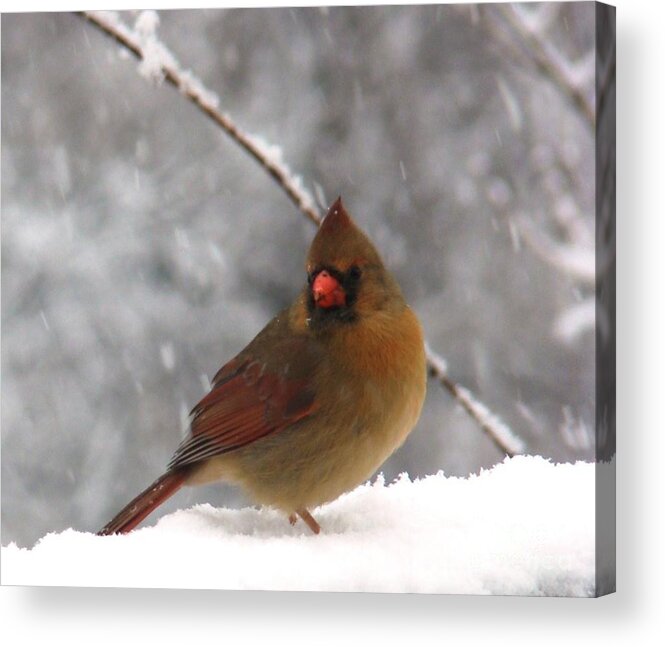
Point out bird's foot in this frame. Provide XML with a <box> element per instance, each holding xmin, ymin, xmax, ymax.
<box><xmin>288</xmin><ymin>513</ymin><xmax>297</xmax><ymax>526</ymax></box>
<box><xmin>297</xmin><ymin>508</ymin><xmax>321</xmax><ymax>534</ymax></box>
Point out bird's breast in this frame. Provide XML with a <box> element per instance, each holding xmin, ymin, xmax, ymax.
<box><xmin>196</xmin><ymin>304</ymin><xmax>427</xmax><ymax>512</ymax></box>
<box><xmin>297</xmin><ymin>304</ymin><xmax>427</xmax><ymax>499</ymax></box>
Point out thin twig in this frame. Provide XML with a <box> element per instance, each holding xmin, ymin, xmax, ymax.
<box><xmin>76</xmin><ymin>10</ymin><xmax>525</xmax><ymax>458</ymax></box>
<box><xmin>493</xmin><ymin>4</ymin><xmax>595</xmax><ymax>129</ymax></box>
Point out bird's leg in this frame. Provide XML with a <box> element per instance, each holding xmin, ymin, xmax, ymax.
<box><xmin>288</xmin><ymin>513</ymin><xmax>297</xmax><ymax>526</ymax></box>
<box><xmin>297</xmin><ymin>508</ymin><xmax>321</xmax><ymax>534</ymax></box>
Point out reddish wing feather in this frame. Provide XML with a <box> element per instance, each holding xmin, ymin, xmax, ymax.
<box><xmin>168</xmin><ymin>355</ymin><xmax>317</xmax><ymax>470</ymax></box>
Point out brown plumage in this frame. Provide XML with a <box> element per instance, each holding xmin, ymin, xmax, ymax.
<box><xmin>98</xmin><ymin>197</ymin><xmax>426</xmax><ymax>536</ymax></box>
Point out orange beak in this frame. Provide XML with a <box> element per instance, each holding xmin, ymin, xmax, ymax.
<box><xmin>312</xmin><ymin>270</ymin><xmax>346</xmax><ymax>308</ymax></box>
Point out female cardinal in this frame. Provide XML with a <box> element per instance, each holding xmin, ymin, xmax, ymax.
<box><xmin>99</xmin><ymin>198</ymin><xmax>426</xmax><ymax>535</ymax></box>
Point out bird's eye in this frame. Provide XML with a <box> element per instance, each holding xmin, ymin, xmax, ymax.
<box><xmin>348</xmin><ymin>265</ymin><xmax>362</xmax><ymax>281</ymax></box>
<box><xmin>307</xmin><ymin>272</ymin><xmax>315</xmax><ymax>285</ymax></box>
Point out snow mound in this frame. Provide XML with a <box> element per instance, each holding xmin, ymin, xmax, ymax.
<box><xmin>1</xmin><ymin>456</ymin><xmax>596</xmax><ymax>595</ymax></box>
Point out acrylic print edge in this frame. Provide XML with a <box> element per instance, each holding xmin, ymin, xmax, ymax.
<box><xmin>594</xmin><ymin>0</ymin><xmax>617</xmax><ymax>597</ymax></box>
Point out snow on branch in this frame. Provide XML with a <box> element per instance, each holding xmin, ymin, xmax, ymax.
<box><xmin>77</xmin><ymin>10</ymin><xmax>526</xmax><ymax>458</ymax></box>
<box><xmin>78</xmin><ymin>10</ymin><xmax>320</xmax><ymax>226</ymax></box>
<box><xmin>491</xmin><ymin>4</ymin><xmax>595</xmax><ymax>129</ymax></box>
<box><xmin>426</xmin><ymin>344</ymin><xmax>525</xmax><ymax>458</ymax></box>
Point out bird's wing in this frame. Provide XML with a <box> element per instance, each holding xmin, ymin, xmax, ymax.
<box><xmin>167</xmin><ymin>331</ymin><xmax>320</xmax><ymax>470</ymax></box>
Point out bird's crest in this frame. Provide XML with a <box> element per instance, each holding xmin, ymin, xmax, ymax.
<box><xmin>307</xmin><ymin>197</ymin><xmax>382</xmax><ymax>272</ymax></box>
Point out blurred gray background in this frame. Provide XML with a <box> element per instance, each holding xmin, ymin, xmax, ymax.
<box><xmin>2</xmin><ymin>4</ymin><xmax>597</xmax><ymax>547</ymax></box>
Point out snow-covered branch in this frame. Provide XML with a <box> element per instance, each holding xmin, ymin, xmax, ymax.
<box><xmin>77</xmin><ymin>10</ymin><xmax>526</xmax><ymax>458</ymax></box>
<box><xmin>78</xmin><ymin>10</ymin><xmax>320</xmax><ymax>226</ymax></box>
<box><xmin>425</xmin><ymin>345</ymin><xmax>525</xmax><ymax>458</ymax></box>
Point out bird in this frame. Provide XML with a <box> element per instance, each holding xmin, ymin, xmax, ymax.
<box><xmin>98</xmin><ymin>197</ymin><xmax>426</xmax><ymax>536</ymax></box>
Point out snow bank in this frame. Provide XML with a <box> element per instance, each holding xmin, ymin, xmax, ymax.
<box><xmin>1</xmin><ymin>456</ymin><xmax>596</xmax><ymax>596</ymax></box>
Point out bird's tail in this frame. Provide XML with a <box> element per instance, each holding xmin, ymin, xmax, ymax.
<box><xmin>97</xmin><ymin>467</ymin><xmax>192</xmax><ymax>535</ymax></box>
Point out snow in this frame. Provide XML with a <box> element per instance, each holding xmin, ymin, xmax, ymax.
<box><xmin>424</xmin><ymin>341</ymin><xmax>448</xmax><ymax>374</ymax></box>
<box><xmin>88</xmin><ymin>10</ymin><xmax>222</xmax><ymax>108</ymax></box>
<box><xmin>243</xmin><ymin>133</ymin><xmax>317</xmax><ymax>215</ymax></box>
<box><xmin>553</xmin><ymin>298</ymin><xmax>595</xmax><ymax>343</ymax></box>
<box><xmin>455</xmin><ymin>386</ymin><xmax>526</xmax><ymax>456</ymax></box>
<box><xmin>1</xmin><ymin>456</ymin><xmax>597</xmax><ymax>596</ymax></box>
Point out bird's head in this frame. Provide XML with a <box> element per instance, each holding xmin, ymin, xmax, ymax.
<box><xmin>305</xmin><ymin>197</ymin><xmax>403</xmax><ymax>328</ymax></box>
